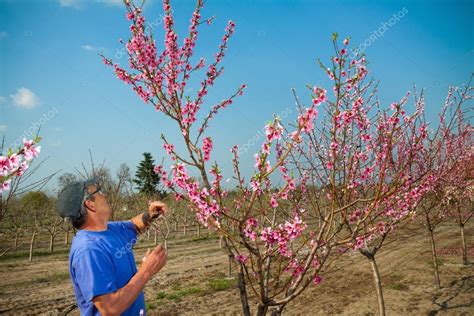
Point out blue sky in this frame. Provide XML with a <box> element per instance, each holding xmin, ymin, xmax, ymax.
<box><xmin>1</xmin><ymin>0</ymin><xmax>473</xmax><ymax>193</ymax></box>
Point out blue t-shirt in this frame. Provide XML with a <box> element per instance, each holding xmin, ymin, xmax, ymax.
<box><xmin>69</xmin><ymin>221</ymin><xmax>145</xmax><ymax>315</ymax></box>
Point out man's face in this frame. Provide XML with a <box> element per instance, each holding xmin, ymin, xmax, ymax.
<box><xmin>85</xmin><ymin>184</ymin><xmax>112</xmax><ymax>219</ymax></box>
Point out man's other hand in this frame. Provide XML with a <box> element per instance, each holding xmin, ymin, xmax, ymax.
<box><xmin>140</xmin><ymin>245</ymin><xmax>167</xmax><ymax>279</ymax></box>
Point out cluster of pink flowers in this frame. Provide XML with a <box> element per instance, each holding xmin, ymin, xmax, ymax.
<box><xmin>260</xmin><ymin>215</ymin><xmax>307</xmax><ymax>257</ymax></box>
<box><xmin>103</xmin><ymin>0</ymin><xmax>245</xmax><ymax>136</ymax></box>
<box><xmin>163</xmin><ymin>143</ymin><xmax>175</xmax><ymax>157</ymax></box>
<box><xmin>297</xmin><ymin>91</ymin><xmax>322</xmax><ymax>133</ymax></box>
<box><xmin>0</xmin><ymin>139</ymin><xmax>41</xmax><ymax>193</ymax></box>
<box><xmin>169</xmin><ymin>163</ymin><xmax>221</xmax><ymax>226</ymax></box>
<box><xmin>202</xmin><ymin>137</ymin><xmax>213</xmax><ymax>161</ymax></box>
<box><xmin>265</xmin><ymin>120</ymin><xmax>284</xmax><ymax>142</ymax></box>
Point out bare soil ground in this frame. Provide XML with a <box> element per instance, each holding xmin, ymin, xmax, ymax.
<box><xmin>0</xmin><ymin>221</ymin><xmax>472</xmax><ymax>315</ymax></box>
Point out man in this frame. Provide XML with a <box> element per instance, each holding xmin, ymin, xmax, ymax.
<box><xmin>57</xmin><ymin>176</ymin><xmax>167</xmax><ymax>315</ymax></box>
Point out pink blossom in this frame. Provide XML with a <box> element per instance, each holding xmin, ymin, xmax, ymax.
<box><xmin>282</xmin><ymin>215</ymin><xmax>306</xmax><ymax>240</ymax></box>
<box><xmin>153</xmin><ymin>165</ymin><xmax>163</xmax><ymax>175</ymax></box>
<box><xmin>235</xmin><ymin>254</ymin><xmax>248</xmax><ymax>263</ymax></box>
<box><xmin>0</xmin><ymin>156</ymin><xmax>9</xmax><ymax>177</ymax></box>
<box><xmin>22</xmin><ymin>139</ymin><xmax>41</xmax><ymax>162</ymax></box>
<box><xmin>0</xmin><ymin>179</ymin><xmax>11</xmax><ymax>193</ymax></box>
<box><xmin>202</xmin><ymin>137</ymin><xmax>213</xmax><ymax>161</ymax></box>
<box><xmin>260</xmin><ymin>227</ymin><xmax>278</xmax><ymax>245</ymax></box>
<box><xmin>163</xmin><ymin>143</ymin><xmax>175</xmax><ymax>156</ymax></box>
<box><xmin>126</xmin><ymin>11</ymin><xmax>135</xmax><ymax>20</ymax></box>
<box><xmin>250</xmin><ymin>178</ymin><xmax>261</xmax><ymax>192</ymax></box>
<box><xmin>312</xmin><ymin>87</ymin><xmax>327</xmax><ymax>106</ymax></box>
<box><xmin>244</xmin><ymin>218</ymin><xmax>258</xmax><ymax>241</ymax></box>
<box><xmin>270</xmin><ymin>194</ymin><xmax>278</xmax><ymax>208</ymax></box>
<box><xmin>8</xmin><ymin>154</ymin><xmax>20</xmax><ymax>169</ymax></box>
<box><xmin>313</xmin><ymin>275</ymin><xmax>323</xmax><ymax>285</ymax></box>
<box><xmin>298</xmin><ymin>106</ymin><xmax>318</xmax><ymax>133</ymax></box>
<box><xmin>265</xmin><ymin>120</ymin><xmax>284</xmax><ymax>142</ymax></box>
<box><xmin>16</xmin><ymin>161</ymin><xmax>29</xmax><ymax>177</ymax></box>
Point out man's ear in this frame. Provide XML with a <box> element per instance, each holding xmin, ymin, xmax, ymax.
<box><xmin>84</xmin><ymin>199</ymin><xmax>96</xmax><ymax>212</ymax></box>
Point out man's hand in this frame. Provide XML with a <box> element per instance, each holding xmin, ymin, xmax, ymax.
<box><xmin>93</xmin><ymin>245</ymin><xmax>167</xmax><ymax>314</ymax></box>
<box><xmin>139</xmin><ymin>245</ymin><xmax>167</xmax><ymax>279</ymax></box>
<box><xmin>148</xmin><ymin>201</ymin><xmax>168</xmax><ymax>219</ymax></box>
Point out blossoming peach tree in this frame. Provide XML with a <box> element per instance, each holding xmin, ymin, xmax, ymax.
<box><xmin>285</xmin><ymin>37</ymin><xmax>438</xmax><ymax>315</ymax></box>
<box><xmin>438</xmin><ymin>100</ymin><xmax>473</xmax><ymax>265</ymax></box>
<box><xmin>0</xmin><ymin>138</ymin><xmax>41</xmax><ymax>195</ymax></box>
<box><xmin>414</xmin><ymin>84</ymin><xmax>472</xmax><ymax>289</ymax></box>
<box><xmin>103</xmin><ymin>1</ymin><xmax>433</xmax><ymax>314</ymax></box>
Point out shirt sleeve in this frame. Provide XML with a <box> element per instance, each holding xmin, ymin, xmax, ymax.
<box><xmin>72</xmin><ymin>247</ymin><xmax>118</xmax><ymax>302</ymax></box>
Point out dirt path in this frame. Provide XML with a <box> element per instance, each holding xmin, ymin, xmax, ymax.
<box><xmin>0</xmin><ymin>222</ymin><xmax>472</xmax><ymax>315</ymax></box>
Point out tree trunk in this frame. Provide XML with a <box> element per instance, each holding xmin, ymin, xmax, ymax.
<box><xmin>220</xmin><ymin>236</ymin><xmax>223</xmax><ymax>249</ymax></box>
<box><xmin>64</xmin><ymin>227</ymin><xmax>69</xmax><ymax>245</ymax></box>
<box><xmin>257</xmin><ymin>304</ymin><xmax>268</xmax><ymax>316</ymax></box>
<box><xmin>164</xmin><ymin>238</ymin><xmax>168</xmax><ymax>250</ymax></box>
<box><xmin>14</xmin><ymin>232</ymin><xmax>19</xmax><ymax>251</ymax></box>
<box><xmin>428</xmin><ymin>228</ymin><xmax>441</xmax><ymax>289</ymax></box>
<box><xmin>29</xmin><ymin>230</ymin><xmax>37</xmax><ymax>262</ymax></box>
<box><xmin>197</xmin><ymin>224</ymin><xmax>201</xmax><ymax>237</ymax></box>
<box><xmin>460</xmin><ymin>223</ymin><xmax>468</xmax><ymax>265</ymax></box>
<box><xmin>228</xmin><ymin>256</ymin><xmax>232</xmax><ymax>278</ymax></box>
<box><xmin>174</xmin><ymin>221</ymin><xmax>178</xmax><ymax>232</ymax></box>
<box><xmin>366</xmin><ymin>254</ymin><xmax>386</xmax><ymax>316</ymax></box>
<box><xmin>237</xmin><ymin>267</ymin><xmax>251</xmax><ymax>316</ymax></box>
<box><xmin>49</xmin><ymin>234</ymin><xmax>55</xmax><ymax>253</ymax></box>
<box><xmin>183</xmin><ymin>224</ymin><xmax>187</xmax><ymax>236</ymax></box>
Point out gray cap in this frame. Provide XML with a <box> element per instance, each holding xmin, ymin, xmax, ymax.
<box><xmin>57</xmin><ymin>176</ymin><xmax>101</xmax><ymax>221</ymax></box>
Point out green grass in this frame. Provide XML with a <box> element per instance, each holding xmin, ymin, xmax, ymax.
<box><xmin>155</xmin><ymin>286</ymin><xmax>203</xmax><ymax>302</ymax></box>
<box><xmin>425</xmin><ymin>257</ymin><xmax>445</xmax><ymax>268</ymax></box>
<box><xmin>387</xmin><ymin>274</ymin><xmax>409</xmax><ymax>291</ymax></box>
<box><xmin>207</xmin><ymin>277</ymin><xmax>237</xmax><ymax>292</ymax></box>
<box><xmin>387</xmin><ymin>274</ymin><xmax>408</xmax><ymax>291</ymax></box>
<box><xmin>146</xmin><ymin>302</ymin><xmax>157</xmax><ymax>310</ymax></box>
<box><xmin>388</xmin><ymin>283</ymin><xmax>409</xmax><ymax>291</ymax></box>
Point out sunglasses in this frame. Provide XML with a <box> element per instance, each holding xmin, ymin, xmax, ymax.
<box><xmin>84</xmin><ymin>184</ymin><xmax>108</xmax><ymax>200</ymax></box>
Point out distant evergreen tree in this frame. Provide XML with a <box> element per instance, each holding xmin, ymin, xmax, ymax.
<box><xmin>134</xmin><ymin>152</ymin><xmax>162</xmax><ymax>197</ymax></box>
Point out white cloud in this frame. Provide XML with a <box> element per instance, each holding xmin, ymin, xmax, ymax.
<box><xmin>0</xmin><ymin>96</ymin><xmax>5</xmax><ymax>104</ymax></box>
<box><xmin>0</xmin><ymin>31</ymin><xmax>7</xmax><ymax>40</ymax></box>
<box><xmin>10</xmin><ymin>87</ymin><xmax>41</xmax><ymax>109</ymax></box>
<box><xmin>82</xmin><ymin>44</ymin><xmax>105</xmax><ymax>52</ymax></box>
<box><xmin>54</xmin><ymin>127</ymin><xmax>63</xmax><ymax>132</ymax></box>
<box><xmin>0</xmin><ymin>125</ymin><xmax>7</xmax><ymax>132</ymax></box>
